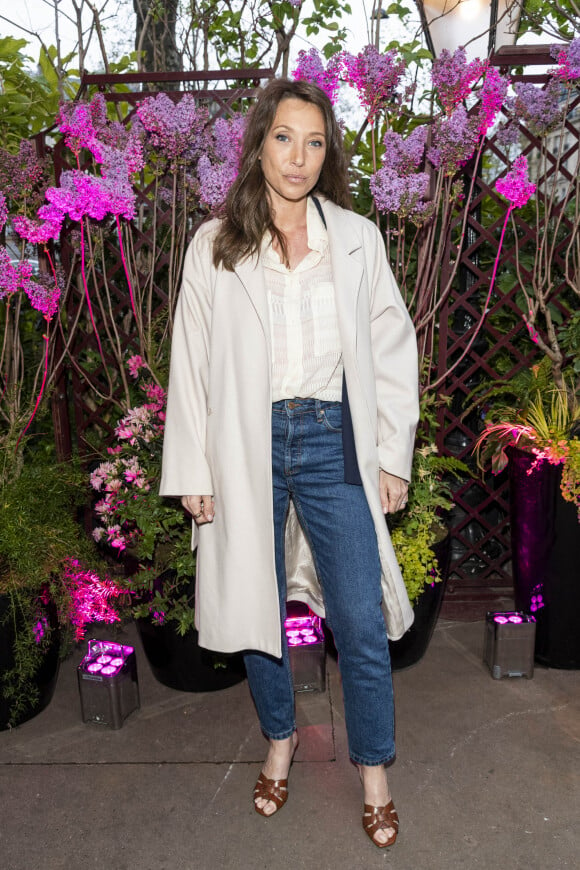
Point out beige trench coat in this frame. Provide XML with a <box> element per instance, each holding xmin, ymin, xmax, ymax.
<box><xmin>160</xmin><ymin>199</ymin><xmax>419</xmax><ymax>658</ymax></box>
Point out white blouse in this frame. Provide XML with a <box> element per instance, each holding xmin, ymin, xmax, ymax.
<box><xmin>263</xmin><ymin>197</ymin><xmax>343</xmax><ymax>402</ymax></box>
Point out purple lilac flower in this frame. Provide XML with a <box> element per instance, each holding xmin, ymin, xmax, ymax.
<box><xmin>550</xmin><ymin>37</ymin><xmax>580</xmax><ymax>82</ymax></box>
<box><xmin>136</xmin><ymin>93</ymin><xmax>209</xmax><ymax>160</ymax></box>
<box><xmin>383</xmin><ymin>127</ymin><xmax>428</xmax><ymax>175</ymax></box>
<box><xmin>212</xmin><ymin>115</ymin><xmax>245</xmax><ymax>164</ymax></box>
<box><xmin>12</xmin><ymin>209</ymin><xmax>64</xmax><ymax>245</ymax></box>
<box><xmin>508</xmin><ymin>80</ymin><xmax>563</xmax><ymax>137</ymax></box>
<box><xmin>370</xmin><ymin>168</ymin><xmax>431</xmax><ymax>221</ymax></box>
<box><xmin>197</xmin><ymin>156</ymin><xmax>238</xmax><ymax>209</ymax></box>
<box><xmin>197</xmin><ymin>114</ymin><xmax>245</xmax><ymax>209</ymax></box>
<box><xmin>428</xmin><ymin>105</ymin><xmax>480</xmax><ymax>173</ymax></box>
<box><xmin>342</xmin><ymin>46</ymin><xmax>406</xmax><ymax>121</ymax></box>
<box><xmin>0</xmin><ymin>247</ymin><xmax>19</xmax><ymax>298</ymax></box>
<box><xmin>0</xmin><ymin>140</ymin><xmax>49</xmax><ymax>210</ymax></box>
<box><xmin>292</xmin><ymin>49</ymin><xmax>342</xmax><ymax>103</ymax></box>
<box><xmin>431</xmin><ymin>47</ymin><xmax>482</xmax><ymax>114</ymax></box>
<box><xmin>58</xmin><ymin>94</ymin><xmax>108</xmax><ymax>160</ymax></box>
<box><xmin>496</xmin><ymin>155</ymin><xmax>536</xmax><ymax>208</ymax></box>
<box><xmin>22</xmin><ymin>268</ymin><xmax>62</xmax><ymax>319</ymax></box>
<box><xmin>496</xmin><ymin>121</ymin><xmax>520</xmax><ymax>147</ymax></box>
<box><xmin>44</xmin><ymin>162</ymin><xmax>136</xmax><ymax>223</ymax></box>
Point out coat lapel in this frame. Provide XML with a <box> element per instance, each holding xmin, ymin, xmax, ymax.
<box><xmin>234</xmin><ymin>254</ymin><xmax>271</xmax><ymax>343</ymax></box>
<box><xmin>323</xmin><ymin>201</ymin><xmax>364</xmax><ymax>362</ymax></box>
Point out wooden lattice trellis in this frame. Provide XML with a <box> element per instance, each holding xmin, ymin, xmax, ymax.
<box><xmin>438</xmin><ymin>48</ymin><xmax>579</xmax><ymax>618</ymax></box>
<box><xmin>42</xmin><ymin>57</ymin><xmax>578</xmax><ymax>619</ymax></box>
<box><xmin>48</xmin><ymin>68</ymin><xmax>274</xmax><ymax>457</ymax></box>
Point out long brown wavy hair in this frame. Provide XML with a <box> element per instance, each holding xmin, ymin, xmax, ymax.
<box><xmin>212</xmin><ymin>78</ymin><xmax>351</xmax><ymax>271</ymax></box>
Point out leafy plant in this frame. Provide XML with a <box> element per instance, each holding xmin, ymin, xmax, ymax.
<box><xmin>475</xmin><ymin>365</ymin><xmax>580</xmax><ymax>518</ymax></box>
<box><xmin>89</xmin><ymin>358</ymin><xmax>196</xmax><ymax>634</ymax></box>
<box><xmin>0</xmin><ymin>458</ymin><xmax>121</xmax><ymax>725</ymax></box>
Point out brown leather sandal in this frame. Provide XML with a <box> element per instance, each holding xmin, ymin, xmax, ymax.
<box><xmin>362</xmin><ymin>800</ymin><xmax>399</xmax><ymax>848</ymax></box>
<box><xmin>253</xmin><ymin>772</ymin><xmax>289</xmax><ymax>817</ymax></box>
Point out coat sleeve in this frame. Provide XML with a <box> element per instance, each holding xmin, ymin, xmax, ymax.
<box><xmin>159</xmin><ymin>226</ymin><xmax>216</xmax><ymax>497</ymax></box>
<box><xmin>367</xmin><ymin>221</ymin><xmax>419</xmax><ymax>482</ymax></box>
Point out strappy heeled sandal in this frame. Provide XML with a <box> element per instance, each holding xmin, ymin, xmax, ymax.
<box><xmin>362</xmin><ymin>800</ymin><xmax>399</xmax><ymax>848</ymax></box>
<box><xmin>253</xmin><ymin>772</ymin><xmax>289</xmax><ymax>817</ymax></box>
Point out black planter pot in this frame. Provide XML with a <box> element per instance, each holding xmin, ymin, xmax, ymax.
<box><xmin>388</xmin><ymin>535</ymin><xmax>451</xmax><ymax>671</ymax></box>
<box><xmin>0</xmin><ymin>593</ymin><xmax>60</xmax><ymax>730</ymax></box>
<box><xmin>508</xmin><ymin>446</ymin><xmax>580</xmax><ymax>669</ymax></box>
<box><xmin>136</xmin><ymin>619</ymin><xmax>246</xmax><ymax>692</ymax></box>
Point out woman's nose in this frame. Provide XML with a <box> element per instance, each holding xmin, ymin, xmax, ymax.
<box><xmin>290</xmin><ymin>143</ymin><xmax>306</xmax><ymax>165</ymax></box>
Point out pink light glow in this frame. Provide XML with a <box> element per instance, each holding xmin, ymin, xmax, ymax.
<box><xmin>508</xmin><ymin>615</ymin><xmax>523</xmax><ymax>624</ymax></box>
<box><xmin>284</xmin><ymin>613</ymin><xmax>324</xmax><ymax>647</ymax></box>
<box><xmin>494</xmin><ymin>615</ymin><xmax>509</xmax><ymax>624</ymax></box>
<box><xmin>80</xmin><ymin>640</ymin><xmax>135</xmax><ymax>677</ymax></box>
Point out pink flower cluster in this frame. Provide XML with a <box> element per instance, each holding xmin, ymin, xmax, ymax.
<box><xmin>550</xmin><ymin>38</ymin><xmax>580</xmax><ymax>82</ymax></box>
<box><xmin>61</xmin><ymin>558</ymin><xmax>123</xmax><ymax>642</ymax></box>
<box><xmin>496</xmin><ymin>155</ymin><xmax>536</xmax><ymax>208</ymax></box>
<box><xmin>0</xmin><ymin>201</ymin><xmax>62</xmax><ymax>319</ymax></box>
<box><xmin>342</xmin><ymin>46</ymin><xmax>406</xmax><ymax>121</ymax></box>
<box><xmin>58</xmin><ymin>93</ymin><xmax>108</xmax><ymax>158</ymax></box>
<box><xmin>292</xmin><ymin>49</ymin><xmax>342</xmax><ymax>103</ymax></box>
<box><xmin>90</xmin><ymin>364</ymin><xmax>166</xmax><ymax>553</ymax></box>
<box><xmin>13</xmin><ymin>94</ymin><xmax>144</xmax><ymax>246</ymax></box>
<box><xmin>475</xmin><ymin>64</ymin><xmax>509</xmax><ymax>135</ymax></box>
<box><xmin>432</xmin><ymin>48</ymin><xmax>482</xmax><ymax>114</ymax></box>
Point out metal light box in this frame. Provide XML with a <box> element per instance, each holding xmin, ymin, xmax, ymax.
<box><xmin>77</xmin><ymin>639</ymin><xmax>140</xmax><ymax>728</ymax></box>
<box><xmin>286</xmin><ymin>614</ymin><xmax>326</xmax><ymax>693</ymax></box>
<box><xmin>484</xmin><ymin>612</ymin><xmax>536</xmax><ymax>680</ymax></box>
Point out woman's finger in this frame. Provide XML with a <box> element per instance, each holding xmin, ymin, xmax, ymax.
<box><xmin>181</xmin><ymin>495</ymin><xmax>215</xmax><ymax>524</ymax></box>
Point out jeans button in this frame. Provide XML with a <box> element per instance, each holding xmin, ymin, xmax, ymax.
<box><xmin>288</xmin><ymin>401</ymin><xmax>296</xmax><ymax>409</ymax></box>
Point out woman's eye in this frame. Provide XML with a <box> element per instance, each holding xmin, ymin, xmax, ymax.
<box><xmin>310</xmin><ymin>139</ymin><xmax>324</xmax><ymax>148</ymax></box>
<box><xmin>275</xmin><ymin>134</ymin><xmax>289</xmax><ymax>142</ymax></box>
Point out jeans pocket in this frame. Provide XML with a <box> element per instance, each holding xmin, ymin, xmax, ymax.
<box><xmin>320</xmin><ymin>407</ymin><xmax>342</xmax><ymax>433</ymax></box>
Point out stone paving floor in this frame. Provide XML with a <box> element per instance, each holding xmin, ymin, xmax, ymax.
<box><xmin>1</xmin><ymin>618</ymin><xmax>578</xmax><ymax>870</ymax></box>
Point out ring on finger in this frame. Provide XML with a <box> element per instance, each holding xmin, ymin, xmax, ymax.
<box><xmin>193</xmin><ymin>510</ymin><xmax>203</xmax><ymax>519</ymax></box>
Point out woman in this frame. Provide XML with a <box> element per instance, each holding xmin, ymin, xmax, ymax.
<box><xmin>160</xmin><ymin>78</ymin><xmax>419</xmax><ymax>848</ymax></box>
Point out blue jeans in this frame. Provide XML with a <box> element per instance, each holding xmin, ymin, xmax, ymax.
<box><xmin>244</xmin><ymin>399</ymin><xmax>395</xmax><ymax>766</ymax></box>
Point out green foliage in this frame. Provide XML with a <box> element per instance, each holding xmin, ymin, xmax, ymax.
<box><xmin>0</xmin><ymin>460</ymin><xmax>98</xmax><ymax>590</ymax></box>
<box><xmin>389</xmin><ymin>443</ymin><xmax>468</xmax><ymax>604</ymax></box>
<box><xmin>475</xmin><ymin>367</ymin><xmax>580</xmax><ymax>517</ymax></box>
<box><xmin>0</xmin><ymin>37</ymin><xmax>57</xmax><ymax>148</ymax></box>
<box><xmin>0</xmin><ymin>458</ymin><xmax>110</xmax><ymax>725</ymax></box>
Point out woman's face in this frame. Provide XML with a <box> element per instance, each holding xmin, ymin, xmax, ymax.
<box><xmin>259</xmin><ymin>98</ymin><xmax>327</xmax><ymax>209</ymax></box>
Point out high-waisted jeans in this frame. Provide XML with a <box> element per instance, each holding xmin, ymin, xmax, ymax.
<box><xmin>243</xmin><ymin>398</ymin><xmax>395</xmax><ymax>766</ymax></box>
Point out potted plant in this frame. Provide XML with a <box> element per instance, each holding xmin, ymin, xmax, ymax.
<box><xmin>472</xmin><ymin>42</ymin><xmax>580</xmax><ymax>667</ymax></box>
<box><xmin>89</xmin><ymin>357</ymin><xmax>246</xmax><ymax>691</ymax></box>
<box><xmin>475</xmin><ymin>360</ymin><xmax>580</xmax><ymax>668</ymax></box>
<box><xmin>387</xmin><ymin>394</ymin><xmax>469</xmax><ymax>669</ymax></box>
<box><xmin>0</xmin><ymin>455</ymin><xmax>123</xmax><ymax>729</ymax></box>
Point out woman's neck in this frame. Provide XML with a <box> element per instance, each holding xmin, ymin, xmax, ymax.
<box><xmin>269</xmin><ymin>194</ymin><xmax>309</xmax><ymax>235</ymax></box>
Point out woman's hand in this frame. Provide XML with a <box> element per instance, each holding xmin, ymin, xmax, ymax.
<box><xmin>379</xmin><ymin>470</ymin><xmax>408</xmax><ymax>514</ymax></box>
<box><xmin>182</xmin><ymin>495</ymin><xmax>215</xmax><ymax>524</ymax></box>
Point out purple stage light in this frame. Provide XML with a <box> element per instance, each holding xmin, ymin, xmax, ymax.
<box><xmin>284</xmin><ymin>610</ymin><xmax>326</xmax><ymax>692</ymax></box>
<box><xmin>77</xmin><ymin>639</ymin><xmax>140</xmax><ymax>728</ymax></box>
<box><xmin>484</xmin><ymin>612</ymin><xmax>536</xmax><ymax>679</ymax></box>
